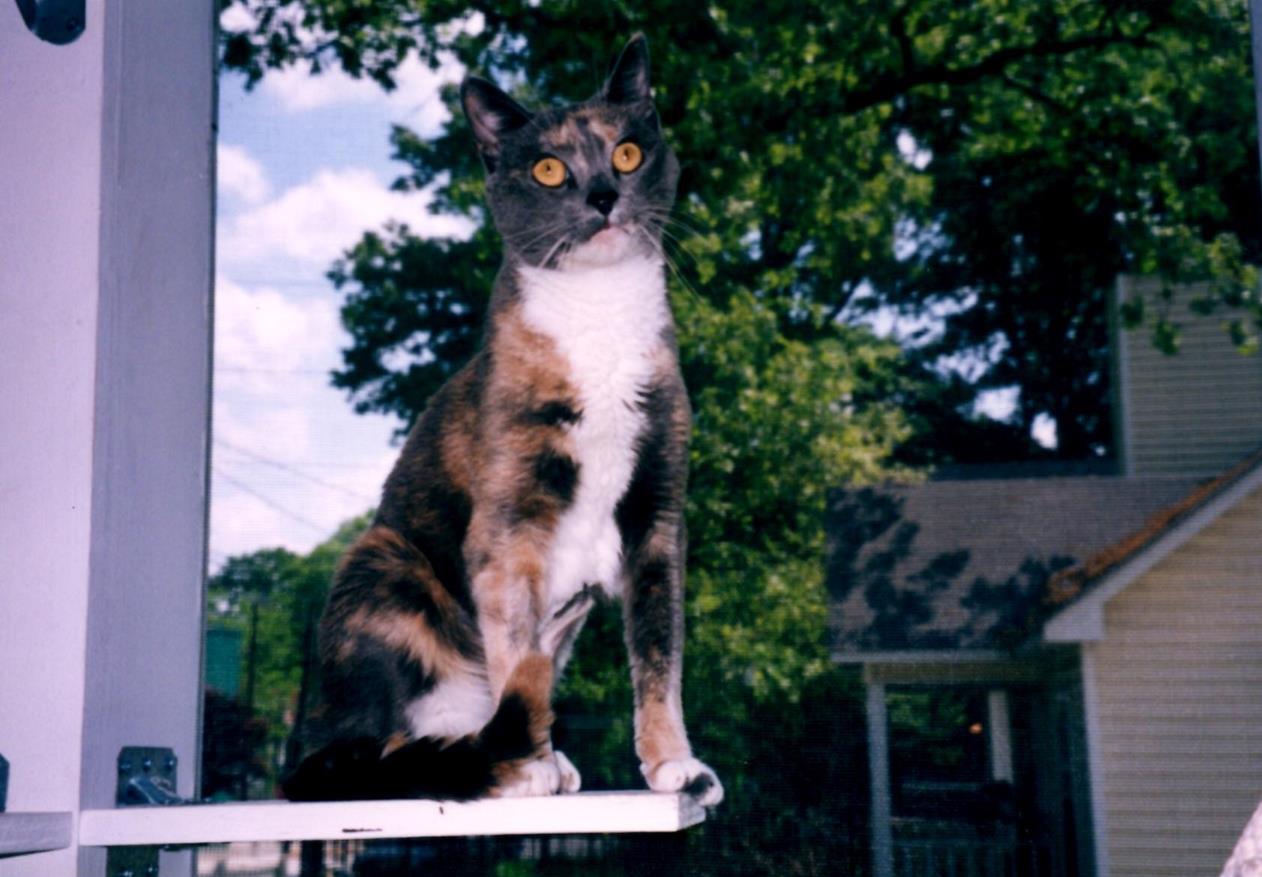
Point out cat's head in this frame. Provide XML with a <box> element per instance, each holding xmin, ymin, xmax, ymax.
<box><xmin>460</xmin><ymin>35</ymin><xmax>678</xmax><ymax>271</ymax></box>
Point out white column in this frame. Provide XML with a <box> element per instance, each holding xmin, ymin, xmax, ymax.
<box><xmin>0</xmin><ymin>4</ymin><xmax>107</xmax><ymax>874</ymax></box>
<box><xmin>986</xmin><ymin>689</ymin><xmax>1014</xmax><ymax>783</ymax></box>
<box><xmin>0</xmin><ymin>0</ymin><xmax>215</xmax><ymax>874</ymax></box>
<box><xmin>866</xmin><ymin>682</ymin><xmax>893</xmax><ymax>877</ymax></box>
<box><xmin>1081</xmin><ymin>644</ymin><xmax>1111</xmax><ymax>877</ymax></box>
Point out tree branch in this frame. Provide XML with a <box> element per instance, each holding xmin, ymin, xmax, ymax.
<box><xmin>839</xmin><ymin>27</ymin><xmax>1156</xmax><ymax>115</ymax></box>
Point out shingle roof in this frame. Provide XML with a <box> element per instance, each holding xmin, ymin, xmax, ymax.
<box><xmin>826</xmin><ymin>475</ymin><xmax>1204</xmax><ymax>652</ymax></box>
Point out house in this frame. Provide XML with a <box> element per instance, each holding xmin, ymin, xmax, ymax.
<box><xmin>828</xmin><ymin>277</ymin><xmax>1262</xmax><ymax>877</ymax></box>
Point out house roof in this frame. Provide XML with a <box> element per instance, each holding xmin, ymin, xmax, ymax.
<box><xmin>1043</xmin><ymin>446</ymin><xmax>1262</xmax><ymax>610</ymax></box>
<box><xmin>826</xmin><ymin>473</ymin><xmax>1205</xmax><ymax>653</ymax></box>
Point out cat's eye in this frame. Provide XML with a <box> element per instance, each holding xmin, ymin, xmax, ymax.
<box><xmin>612</xmin><ymin>141</ymin><xmax>644</xmax><ymax>174</ymax></box>
<box><xmin>531</xmin><ymin>156</ymin><xmax>568</xmax><ymax>188</ymax></box>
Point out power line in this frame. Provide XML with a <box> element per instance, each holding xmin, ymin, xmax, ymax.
<box><xmin>215</xmin><ymin>366</ymin><xmax>332</xmax><ymax>375</ymax></box>
<box><xmin>212</xmin><ymin>467</ymin><xmax>330</xmax><ymax>534</ymax></box>
<box><xmin>214</xmin><ymin>438</ymin><xmax>377</xmax><ymax>503</ymax></box>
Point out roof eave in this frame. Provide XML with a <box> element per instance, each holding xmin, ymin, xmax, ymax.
<box><xmin>1042</xmin><ymin>458</ymin><xmax>1262</xmax><ymax>644</ymax></box>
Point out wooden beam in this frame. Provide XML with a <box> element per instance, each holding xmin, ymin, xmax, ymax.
<box><xmin>0</xmin><ymin>813</ymin><xmax>73</xmax><ymax>857</ymax></box>
<box><xmin>79</xmin><ymin>793</ymin><xmax>705</xmax><ymax>847</ymax></box>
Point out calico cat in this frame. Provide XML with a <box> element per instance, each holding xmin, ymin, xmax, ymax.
<box><xmin>282</xmin><ymin>34</ymin><xmax>722</xmax><ymax>806</ymax></box>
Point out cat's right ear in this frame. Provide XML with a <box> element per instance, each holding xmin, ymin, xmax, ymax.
<box><xmin>461</xmin><ymin>77</ymin><xmax>533</xmax><ymax>173</ymax></box>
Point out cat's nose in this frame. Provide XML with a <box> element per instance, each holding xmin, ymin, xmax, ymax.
<box><xmin>586</xmin><ymin>187</ymin><xmax>618</xmax><ymax>217</ymax></box>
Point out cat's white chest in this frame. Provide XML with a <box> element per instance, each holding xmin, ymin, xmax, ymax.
<box><xmin>518</xmin><ymin>257</ymin><xmax>669</xmax><ymax>610</ymax></box>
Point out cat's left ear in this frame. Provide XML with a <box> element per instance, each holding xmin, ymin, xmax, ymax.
<box><xmin>603</xmin><ymin>33</ymin><xmax>652</xmax><ymax>104</ymax></box>
<box><xmin>461</xmin><ymin>76</ymin><xmax>534</xmax><ymax>172</ymax></box>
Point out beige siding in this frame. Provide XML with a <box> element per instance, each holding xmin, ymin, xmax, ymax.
<box><xmin>1118</xmin><ymin>276</ymin><xmax>1262</xmax><ymax>477</ymax></box>
<box><xmin>1093</xmin><ymin>484</ymin><xmax>1262</xmax><ymax>877</ymax></box>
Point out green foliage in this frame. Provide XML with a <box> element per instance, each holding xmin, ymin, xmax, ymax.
<box><xmin>223</xmin><ymin>0</ymin><xmax>1261</xmax><ymax>458</ymax></box>
<box><xmin>213</xmin><ymin>1</ymin><xmax>1262</xmax><ymax>868</ymax></box>
<box><xmin>205</xmin><ymin>514</ymin><xmax>371</xmax><ymax>787</ymax></box>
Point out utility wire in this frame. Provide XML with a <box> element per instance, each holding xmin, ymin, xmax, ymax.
<box><xmin>214</xmin><ymin>438</ymin><xmax>377</xmax><ymax>503</ymax></box>
<box><xmin>212</xmin><ymin>467</ymin><xmax>329</xmax><ymax>534</ymax></box>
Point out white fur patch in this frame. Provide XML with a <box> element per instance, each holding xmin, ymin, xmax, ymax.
<box><xmin>405</xmin><ymin>675</ymin><xmax>494</xmax><ymax>742</ymax></box>
<box><xmin>497</xmin><ymin>758</ymin><xmax>561</xmax><ymax>797</ymax></box>
<box><xmin>554</xmin><ymin>749</ymin><xmax>582</xmax><ymax>793</ymax></box>
<box><xmin>517</xmin><ymin>255</ymin><xmax>669</xmax><ymax>612</ymax></box>
<box><xmin>643</xmin><ymin>757</ymin><xmax>724</xmax><ymax>806</ymax></box>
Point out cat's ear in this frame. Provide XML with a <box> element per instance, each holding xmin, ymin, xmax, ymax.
<box><xmin>461</xmin><ymin>77</ymin><xmax>533</xmax><ymax>172</ymax></box>
<box><xmin>603</xmin><ymin>33</ymin><xmax>652</xmax><ymax>105</ymax></box>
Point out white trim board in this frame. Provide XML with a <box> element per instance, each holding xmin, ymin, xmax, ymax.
<box><xmin>832</xmin><ymin>649</ymin><xmax>1011</xmax><ymax>665</ymax></box>
<box><xmin>78</xmin><ymin>793</ymin><xmax>705</xmax><ymax>847</ymax></box>
<box><xmin>1043</xmin><ymin>460</ymin><xmax>1262</xmax><ymax>643</ymax></box>
<box><xmin>0</xmin><ymin>813</ymin><xmax>73</xmax><ymax>856</ymax></box>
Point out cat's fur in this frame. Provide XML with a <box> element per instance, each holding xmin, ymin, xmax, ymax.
<box><xmin>282</xmin><ymin>35</ymin><xmax>722</xmax><ymax>806</ymax></box>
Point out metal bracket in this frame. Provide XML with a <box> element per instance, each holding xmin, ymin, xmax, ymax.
<box><xmin>12</xmin><ymin>0</ymin><xmax>85</xmax><ymax>45</ymax></box>
<box><xmin>116</xmin><ymin>747</ymin><xmax>184</xmax><ymax>806</ymax></box>
<box><xmin>0</xmin><ymin>752</ymin><xmax>8</xmax><ymax>812</ymax></box>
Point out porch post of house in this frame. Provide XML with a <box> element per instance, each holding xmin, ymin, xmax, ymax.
<box><xmin>0</xmin><ymin>1</ymin><xmax>215</xmax><ymax>874</ymax></box>
<box><xmin>866</xmin><ymin>681</ymin><xmax>894</xmax><ymax>877</ymax></box>
<box><xmin>986</xmin><ymin>690</ymin><xmax>1014</xmax><ymax>783</ymax></box>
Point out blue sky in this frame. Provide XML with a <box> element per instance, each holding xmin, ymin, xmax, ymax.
<box><xmin>209</xmin><ymin>18</ymin><xmax>471</xmax><ymax>568</ymax></box>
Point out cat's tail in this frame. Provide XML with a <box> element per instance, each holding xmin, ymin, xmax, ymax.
<box><xmin>281</xmin><ymin>654</ymin><xmax>555</xmax><ymax>802</ymax></box>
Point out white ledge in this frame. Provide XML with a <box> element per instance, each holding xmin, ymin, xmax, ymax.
<box><xmin>0</xmin><ymin>811</ymin><xmax>74</xmax><ymax>856</ymax></box>
<box><xmin>79</xmin><ymin>792</ymin><xmax>705</xmax><ymax>847</ymax></box>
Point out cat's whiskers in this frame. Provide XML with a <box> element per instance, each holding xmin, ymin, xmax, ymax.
<box><xmin>539</xmin><ymin>234</ymin><xmax>573</xmax><ymax>270</ymax></box>
<box><xmin>503</xmin><ymin>222</ymin><xmax>573</xmax><ymax>258</ymax></box>
<box><xmin>636</xmin><ymin>225</ymin><xmax>705</xmax><ymax>306</ymax></box>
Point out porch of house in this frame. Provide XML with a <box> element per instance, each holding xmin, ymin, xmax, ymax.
<box><xmin>855</xmin><ymin>650</ymin><xmax>1096</xmax><ymax>877</ymax></box>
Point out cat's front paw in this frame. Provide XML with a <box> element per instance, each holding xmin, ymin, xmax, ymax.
<box><xmin>642</xmin><ymin>757</ymin><xmax>724</xmax><ymax>807</ymax></box>
<box><xmin>554</xmin><ymin>750</ymin><xmax>582</xmax><ymax>793</ymax></box>
<box><xmin>496</xmin><ymin>757</ymin><xmax>561</xmax><ymax>797</ymax></box>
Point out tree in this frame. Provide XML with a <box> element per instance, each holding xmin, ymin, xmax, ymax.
<box><xmin>221</xmin><ymin>0</ymin><xmax>1260</xmax><ymax>460</ymax></box>
<box><xmin>205</xmin><ymin>515</ymin><xmax>371</xmax><ymax>792</ymax></box>
<box><xmin>212</xmin><ymin>2</ymin><xmax>1262</xmax><ymax>869</ymax></box>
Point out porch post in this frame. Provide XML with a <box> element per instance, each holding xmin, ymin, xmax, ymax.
<box><xmin>986</xmin><ymin>689</ymin><xmax>1014</xmax><ymax>783</ymax></box>
<box><xmin>0</xmin><ymin>1</ymin><xmax>215</xmax><ymax>874</ymax></box>
<box><xmin>866</xmin><ymin>681</ymin><xmax>893</xmax><ymax>877</ymax></box>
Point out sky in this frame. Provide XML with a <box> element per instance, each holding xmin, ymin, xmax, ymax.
<box><xmin>209</xmin><ymin>15</ymin><xmax>470</xmax><ymax>569</ymax></box>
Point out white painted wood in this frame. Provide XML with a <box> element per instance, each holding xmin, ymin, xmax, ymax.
<box><xmin>1044</xmin><ymin>462</ymin><xmax>1262</xmax><ymax>643</ymax></box>
<box><xmin>0</xmin><ymin>1</ymin><xmax>214</xmax><ymax>874</ymax></box>
<box><xmin>78</xmin><ymin>793</ymin><xmax>704</xmax><ymax>846</ymax></box>
<box><xmin>1081</xmin><ymin>645</ymin><xmax>1111</xmax><ymax>877</ymax></box>
<box><xmin>0</xmin><ymin>0</ymin><xmax>104</xmax><ymax>769</ymax></box>
<box><xmin>986</xmin><ymin>690</ymin><xmax>1013</xmax><ymax>783</ymax></box>
<box><xmin>0</xmin><ymin>2</ymin><xmax>105</xmax><ymax>874</ymax></box>
<box><xmin>834</xmin><ymin>649</ymin><xmax>1012</xmax><ymax>664</ymax></box>
<box><xmin>865</xmin><ymin>683</ymin><xmax>893</xmax><ymax>877</ymax></box>
<box><xmin>0</xmin><ymin>814</ymin><xmax>73</xmax><ymax>856</ymax></box>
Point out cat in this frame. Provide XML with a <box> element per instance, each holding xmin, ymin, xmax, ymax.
<box><xmin>282</xmin><ymin>34</ymin><xmax>722</xmax><ymax>807</ymax></box>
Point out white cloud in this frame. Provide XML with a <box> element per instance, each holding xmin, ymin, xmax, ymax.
<box><xmin>218</xmin><ymin>143</ymin><xmax>271</xmax><ymax>205</ymax></box>
<box><xmin>214</xmin><ymin>277</ymin><xmax>342</xmax><ymax>390</ymax></box>
<box><xmin>218</xmin><ymin>166</ymin><xmax>473</xmax><ymax>270</ymax></box>
<box><xmin>262</xmin><ymin>53</ymin><xmax>462</xmax><ymax>136</ymax></box>
<box><xmin>209</xmin><ymin>278</ymin><xmax>398</xmax><ymax>562</ymax></box>
<box><xmin>218</xmin><ymin>3</ymin><xmax>256</xmax><ymax>34</ymax></box>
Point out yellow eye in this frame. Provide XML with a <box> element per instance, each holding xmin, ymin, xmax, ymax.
<box><xmin>531</xmin><ymin>157</ymin><xmax>568</xmax><ymax>188</ymax></box>
<box><xmin>612</xmin><ymin>141</ymin><xmax>644</xmax><ymax>173</ymax></box>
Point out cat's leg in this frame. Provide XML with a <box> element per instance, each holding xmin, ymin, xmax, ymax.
<box><xmin>465</xmin><ymin>515</ymin><xmax>567</xmax><ymax>797</ymax></box>
<box><xmin>536</xmin><ymin>585</ymin><xmax>596</xmax><ymax>793</ymax></box>
<box><xmin>621</xmin><ymin>519</ymin><xmax>724</xmax><ymax>806</ymax></box>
